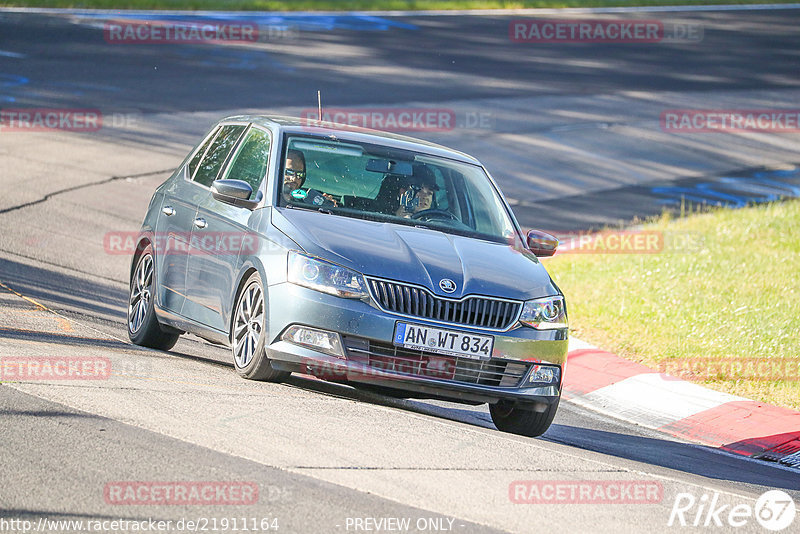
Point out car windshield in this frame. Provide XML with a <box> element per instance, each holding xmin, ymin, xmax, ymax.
<box><xmin>278</xmin><ymin>135</ymin><xmax>519</xmax><ymax>244</ymax></box>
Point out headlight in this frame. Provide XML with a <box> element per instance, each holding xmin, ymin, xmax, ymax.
<box><xmin>287</xmin><ymin>251</ymin><xmax>368</xmax><ymax>299</ymax></box>
<box><xmin>519</xmin><ymin>296</ymin><xmax>567</xmax><ymax>330</ymax></box>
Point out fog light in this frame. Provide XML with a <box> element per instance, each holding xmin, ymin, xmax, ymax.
<box><xmin>526</xmin><ymin>364</ymin><xmax>560</xmax><ymax>385</ymax></box>
<box><xmin>281</xmin><ymin>326</ymin><xmax>345</xmax><ymax>359</ymax></box>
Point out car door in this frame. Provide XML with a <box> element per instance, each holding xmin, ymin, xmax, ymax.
<box><xmin>184</xmin><ymin>125</ymin><xmax>271</xmax><ymax>333</ymax></box>
<box><xmin>160</xmin><ymin>123</ymin><xmax>247</xmax><ymax>321</ymax></box>
<box><xmin>155</xmin><ymin>126</ymin><xmax>220</xmax><ymax>313</ymax></box>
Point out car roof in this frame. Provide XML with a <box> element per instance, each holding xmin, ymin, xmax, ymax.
<box><xmin>220</xmin><ymin>114</ymin><xmax>482</xmax><ymax>166</ymax></box>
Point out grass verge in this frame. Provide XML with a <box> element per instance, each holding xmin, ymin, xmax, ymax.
<box><xmin>544</xmin><ymin>200</ymin><xmax>800</xmax><ymax>411</ymax></box>
<box><xmin>3</xmin><ymin>0</ymin><xmax>800</xmax><ymax>11</ymax></box>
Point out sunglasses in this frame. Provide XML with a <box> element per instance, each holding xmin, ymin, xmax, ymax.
<box><xmin>284</xmin><ymin>169</ymin><xmax>306</xmax><ymax>180</ymax></box>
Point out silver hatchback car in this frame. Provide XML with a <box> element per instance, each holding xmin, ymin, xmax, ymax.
<box><xmin>128</xmin><ymin>115</ymin><xmax>568</xmax><ymax>437</ymax></box>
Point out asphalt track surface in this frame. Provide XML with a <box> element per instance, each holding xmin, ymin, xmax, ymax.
<box><xmin>0</xmin><ymin>7</ymin><xmax>799</xmax><ymax>534</ymax></box>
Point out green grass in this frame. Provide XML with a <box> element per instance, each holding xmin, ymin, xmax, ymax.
<box><xmin>544</xmin><ymin>200</ymin><xmax>800</xmax><ymax>410</ymax></box>
<box><xmin>3</xmin><ymin>0</ymin><xmax>799</xmax><ymax>11</ymax></box>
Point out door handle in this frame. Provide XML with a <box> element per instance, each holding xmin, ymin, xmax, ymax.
<box><xmin>193</xmin><ymin>217</ymin><xmax>207</xmax><ymax>229</ymax></box>
<box><xmin>162</xmin><ymin>206</ymin><xmax>175</xmax><ymax>216</ymax></box>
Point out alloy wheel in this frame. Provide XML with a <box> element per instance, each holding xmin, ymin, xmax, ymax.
<box><xmin>128</xmin><ymin>253</ymin><xmax>154</xmax><ymax>334</ymax></box>
<box><xmin>233</xmin><ymin>281</ymin><xmax>264</xmax><ymax>368</ymax></box>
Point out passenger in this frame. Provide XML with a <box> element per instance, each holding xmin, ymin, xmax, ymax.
<box><xmin>395</xmin><ymin>166</ymin><xmax>438</xmax><ymax>218</ymax></box>
<box><xmin>373</xmin><ymin>174</ymin><xmax>410</xmax><ymax>215</ymax></box>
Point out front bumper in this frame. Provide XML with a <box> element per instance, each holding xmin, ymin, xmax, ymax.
<box><xmin>265</xmin><ymin>282</ymin><xmax>568</xmax><ymax>406</ymax></box>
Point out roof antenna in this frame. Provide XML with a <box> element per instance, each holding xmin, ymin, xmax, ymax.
<box><xmin>317</xmin><ymin>90</ymin><xmax>322</xmax><ymax>121</ymax></box>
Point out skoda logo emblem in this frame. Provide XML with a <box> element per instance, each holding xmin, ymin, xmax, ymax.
<box><xmin>439</xmin><ymin>279</ymin><xmax>457</xmax><ymax>293</ymax></box>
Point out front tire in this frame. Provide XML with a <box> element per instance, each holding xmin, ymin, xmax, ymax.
<box><xmin>128</xmin><ymin>245</ymin><xmax>179</xmax><ymax>351</ymax></box>
<box><xmin>231</xmin><ymin>272</ymin><xmax>289</xmax><ymax>382</ymax></box>
<box><xmin>490</xmin><ymin>398</ymin><xmax>560</xmax><ymax>437</ymax></box>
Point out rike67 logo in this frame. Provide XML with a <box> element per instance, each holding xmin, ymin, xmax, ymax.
<box><xmin>668</xmin><ymin>490</ymin><xmax>796</xmax><ymax>531</ymax></box>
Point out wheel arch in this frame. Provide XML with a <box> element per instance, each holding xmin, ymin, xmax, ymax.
<box><xmin>130</xmin><ymin>231</ymin><xmax>155</xmax><ymax>281</ymax></box>
<box><xmin>228</xmin><ymin>258</ymin><xmax>269</xmax><ymax>340</ymax></box>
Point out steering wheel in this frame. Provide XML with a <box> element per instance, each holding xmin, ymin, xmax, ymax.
<box><xmin>410</xmin><ymin>209</ymin><xmax>458</xmax><ymax>222</ymax></box>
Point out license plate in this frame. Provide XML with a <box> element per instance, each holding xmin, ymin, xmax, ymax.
<box><xmin>393</xmin><ymin>322</ymin><xmax>494</xmax><ymax>361</ymax></box>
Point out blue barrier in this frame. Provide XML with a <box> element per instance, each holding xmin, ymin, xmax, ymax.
<box><xmin>77</xmin><ymin>13</ymin><xmax>418</xmax><ymax>32</ymax></box>
<box><xmin>0</xmin><ymin>74</ymin><xmax>29</xmax><ymax>103</ymax></box>
<box><xmin>651</xmin><ymin>169</ymin><xmax>800</xmax><ymax>207</ymax></box>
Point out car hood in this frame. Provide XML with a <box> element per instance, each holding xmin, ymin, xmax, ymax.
<box><xmin>272</xmin><ymin>208</ymin><xmax>559</xmax><ymax>301</ymax></box>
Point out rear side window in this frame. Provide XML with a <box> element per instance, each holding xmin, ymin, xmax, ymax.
<box><xmin>221</xmin><ymin>127</ymin><xmax>271</xmax><ymax>199</ymax></box>
<box><xmin>187</xmin><ymin>127</ymin><xmax>219</xmax><ymax>179</ymax></box>
<box><xmin>193</xmin><ymin>125</ymin><xmax>246</xmax><ymax>187</ymax></box>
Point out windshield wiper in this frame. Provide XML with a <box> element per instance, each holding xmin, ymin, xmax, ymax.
<box><xmin>283</xmin><ymin>203</ymin><xmax>331</xmax><ymax>214</ymax></box>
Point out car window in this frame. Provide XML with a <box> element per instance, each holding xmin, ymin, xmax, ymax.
<box><xmin>279</xmin><ymin>136</ymin><xmax>518</xmax><ymax>244</ymax></box>
<box><xmin>221</xmin><ymin>127</ymin><xmax>271</xmax><ymax>199</ymax></box>
<box><xmin>193</xmin><ymin>125</ymin><xmax>246</xmax><ymax>187</ymax></box>
<box><xmin>187</xmin><ymin>127</ymin><xmax>219</xmax><ymax>179</ymax></box>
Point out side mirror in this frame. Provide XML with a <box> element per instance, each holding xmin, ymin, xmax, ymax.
<box><xmin>526</xmin><ymin>229</ymin><xmax>558</xmax><ymax>257</ymax></box>
<box><xmin>211</xmin><ymin>179</ymin><xmax>261</xmax><ymax>210</ymax></box>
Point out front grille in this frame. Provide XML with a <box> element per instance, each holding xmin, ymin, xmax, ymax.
<box><xmin>343</xmin><ymin>337</ymin><xmax>529</xmax><ymax>388</ymax></box>
<box><xmin>365</xmin><ymin>277</ymin><xmax>521</xmax><ymax>330</ymax></box>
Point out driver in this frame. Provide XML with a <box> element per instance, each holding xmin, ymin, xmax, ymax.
<box><xmin>395</xmin><ymin>166</ymin><xmax>438</xmax><ymax>218</ymax></box>
<box><xmin>281</xmin><ymin>149</ymin><xmax>339</xmax><ymax>207</ymax></box>
<box><xmin>282</xmin><ymin>149</ymin><xmax>307</xmax><ymax>203</ymax></box>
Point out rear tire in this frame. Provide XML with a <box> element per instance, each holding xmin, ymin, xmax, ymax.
<box><xmin>490</xmin><ymin>398</ymin><xmax>559</xmax><ymax>437</ymax></box>
<box><xmin>231</xmin><ymin>272</ymin><xmax>289</xmax><ymax>382</ymax></box>
<box><xmin>128</xmin><ymin>245</ymin><xmax>180</xmax><ymax>351</ymax></box>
